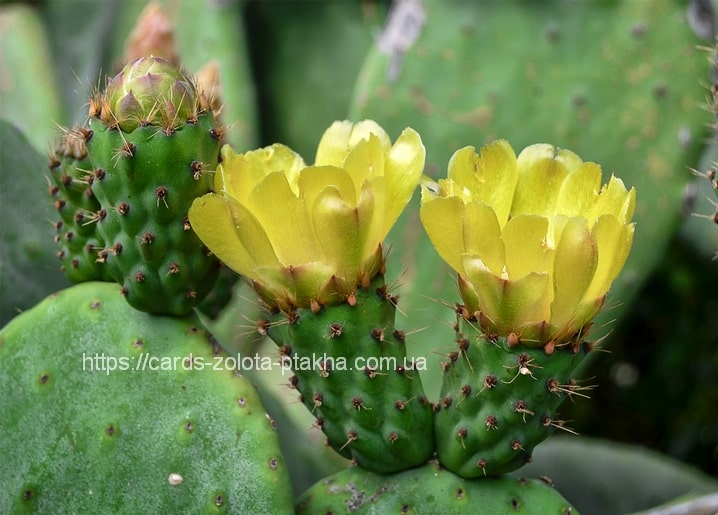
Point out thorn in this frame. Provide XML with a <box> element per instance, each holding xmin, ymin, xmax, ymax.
<box><xmin>339</xmin><ymin>430</ymin><xmax>358</xmax><ymax>451</ymax></box>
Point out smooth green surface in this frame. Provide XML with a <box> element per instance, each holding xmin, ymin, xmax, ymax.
<box><xmin>518</xmin><ymin>436</ymin><xmax>718</xmax><ymax>515</ymax></box>
<box><xmin>0</xmin><ymin>281</ymin><xmax>294</xmax><ymax>513</ymax></box>
<box><xmin>296</xmin><ymin>461</ymin><xmax>578</xmax><ymax>514</ymax></box>
<box><xmin>0</xmin><ymin>120</ymin><xmax>70</xmax><ymax>326</ymax></box>
<box><xmin>0</xmin><ymin>4</ymin><xmax>65</xmax><ymax>151</ymax></box>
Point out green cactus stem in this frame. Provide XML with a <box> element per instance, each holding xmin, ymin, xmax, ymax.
<box><xmin>433</xmin><ymin>309</ymin><xmax>591</xmax><ymax>478</ymax></box>
<box><xmin>47</xmin><ymin>126</ymin><xmax>113</xmax><ymax>283</ymax></box>
<box><xmin>85</xmin><ymin>56</ymin><xmax>221</xmax><ymax>315</ymax></box>
<box><xmin>265</xmin><ymin>274</ymin><xmax>435</xmax><ymax>474</ymax></box>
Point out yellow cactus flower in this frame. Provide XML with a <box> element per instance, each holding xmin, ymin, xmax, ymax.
<box><xmin>420</xmin><ymin>140</ymin><xmax>635</xmax><ymax>346</ymax></box>
<box><xmin>189</xmin><ymin>120</ymin><xmax>425</xmax><ymax>311</ymax></box>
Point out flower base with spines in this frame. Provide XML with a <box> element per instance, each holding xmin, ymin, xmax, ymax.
<box><xmin>265</xmin><ymin>274</ymin><xmax>435</xmax><ymax>474</ymax></box>
<box><xmin>434</xmin><ymin>309</ymin><xmax>591</xmax><ymax>478</ymax></box>
<box><xmin>86</xmin><ymin>110</ymin><xmax>220</xmax><ymax>315</ymax></box>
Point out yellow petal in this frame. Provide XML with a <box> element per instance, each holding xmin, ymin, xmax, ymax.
<box><xmin>343</xmin><ymin>133</ymin><xmax>385</xmax><ymax>195</ymax></box>
<box><xmin>502</xmin><ymin>214</ymin><xmax>551</xmax><ymax>279</ymax></box>
<box><xmin>219</xmin><ymin>144</ymin><xmax>306</xmax><ymax>202</ymax></box>
<box><xmin>311</xmin><ymin>185</ymin><xmax>372</xmax><ymax>276</ymax></box>
<box><xmin>512</xmin><ymin>144</ymin><xmax>576</xmax><ymax>217</ymax></box>
<box><xmin>315</xmin><ymin>121</ymin><xmax>352</xmax><ymax>167</ymax></box>
<box><xmin>349</xmin><ymin>120</ymin><xmax>391</xmax><ymax>150</ymax></box>
<box><xmin>314</xmin><ymin>119</ymin><xmax>390</xmax><ymax>167</ymax></box>
<box><xmin>556</xmin><ymin>162</ymin><xmax>601</xmax><ymax>219</ymax></box>
<box><xmin>590</xmin><ymin>175</ymin><xmax>636</xmax><ymax>224</ymax></box>
<box><xmin>298</xmin><ymin>165</ymin><xmax>357</xmax><ymax>209</ymax></box>
<box><xmin>550</xmin><ymin>217</ymin><xmax>598</xmax><ymax>333</ymax></box>
<box><xmin>463</xmin><ymin>202</ymin><xmax>504</xmax><ymax>276</ymax></box>
<box><xmin>214</xmin><ymin>145</ymin><xmax>249</xmax><ymax>200</ymax></box>
<box><xmin>583</xmin><ymin>215</ymin><xmax>635</xmax><ymax>301</ymax></box>
<box><xmin>188</xmin><ymin>193</ymin><xmax>278</xmax><ymax>278</ymax></box>
<box><xmin>383</xmin><ymin>127</ymin><xmax>425</xmax><ymax>231</ymax></box>
<box><xmin>246</xmin><ymin>171</ymin><xmax>318</xmax><ymax>264</ymax></box>
<box><xmin>448</xmin><ymin>141</ymin><xmax>517</xmax><ymax>225</ymax></box>
<box><xmin>462</xmin><ymin>259</ymin><xmax>549</xmax><ymax>335</ymax></box>
<box><xmin>419</xmin><ymin>195</ymin><xmax>466</xmax><ymax>273</ymax></box>
<box><xmin>359</xmin><ymin>175</ymin><xmax>387</xmax><ymax>257</ymax></box>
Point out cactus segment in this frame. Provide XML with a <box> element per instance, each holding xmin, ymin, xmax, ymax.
<box><xmin>48</xmin><ymin>127</ymin><xmax>113</xmax><ymax>283</ymax></box>
<box><xmin>265</xmin><ymin>275</ymin><xmax>435</xmax><ymax>474</ymax></box>
<box><xmin>434</xmin><ymin>312</ymin><xmax>590</xmax><ymax>478</ymax></box>
<box><xmin>0</xmin><ymin>281</ymin><xmax>294</xmax><ymax>513</ymax></box>
<box><xmin>84</xmin><ymin>57</ymin><xmax>222</xmax><ymax>315</ymax></box>
<box><xmin>295</xmin><ymin>460</ymin><xmax>578</xmax><ymax>514</ymax></box>
<box><xmin>86</xmin><ymin>112</ymin><xmax>220</xmax><ymax>314</ymax></box>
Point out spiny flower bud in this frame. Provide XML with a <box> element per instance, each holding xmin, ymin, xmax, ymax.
<box><xmin>92</xmin><ymin>56</ymin><xmax>204</xmax><ymax>132</ymax></box>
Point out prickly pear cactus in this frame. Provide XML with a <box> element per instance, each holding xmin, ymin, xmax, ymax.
<box><xmin>351</xmin><ymin>0</ymin><xmax>710</xmax><ymax>382</ymax></box>
<box><xmin>47</xmin><ymin>127</ymin><xmax>113</xmax><ymax>283</ymax></box>
<box><xmin>85</xmin><ymin>56</ymin><xmax>221</xmax><ymax>315</ymax></box>
<box><xmin>265</xmin><ymin>275</ymin><xmax>435</xmax><ymax>474</ymax></box>
<box><xmin>0</xmin><ymin>281</ymin><xmax>293</xmax><ymax>513</ymax></box>
<box><xmin>295</xmin><ymin>460</ymin><xmax>578</xmax><ymax>514</ymax></box>
<box><xmin>434</xmin><ymin>315</ymin><xmax>589</xmax><ymax>477</ymax></box>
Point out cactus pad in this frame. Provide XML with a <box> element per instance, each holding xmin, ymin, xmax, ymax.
<box><xmin>0</xmin><ymin>281</ymin><xmax>293</xmax><ymax>513</ymax></box>
<box><xmin>295</xmin><ymin>460</ymin><xmax>578</xmax><ymax>514</ymax></box>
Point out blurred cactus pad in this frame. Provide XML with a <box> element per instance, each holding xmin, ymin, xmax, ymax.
<box><xmin>2</xmin><ymin>0</ymin><xmax>718</xmax><ymax>513</ymax></box>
